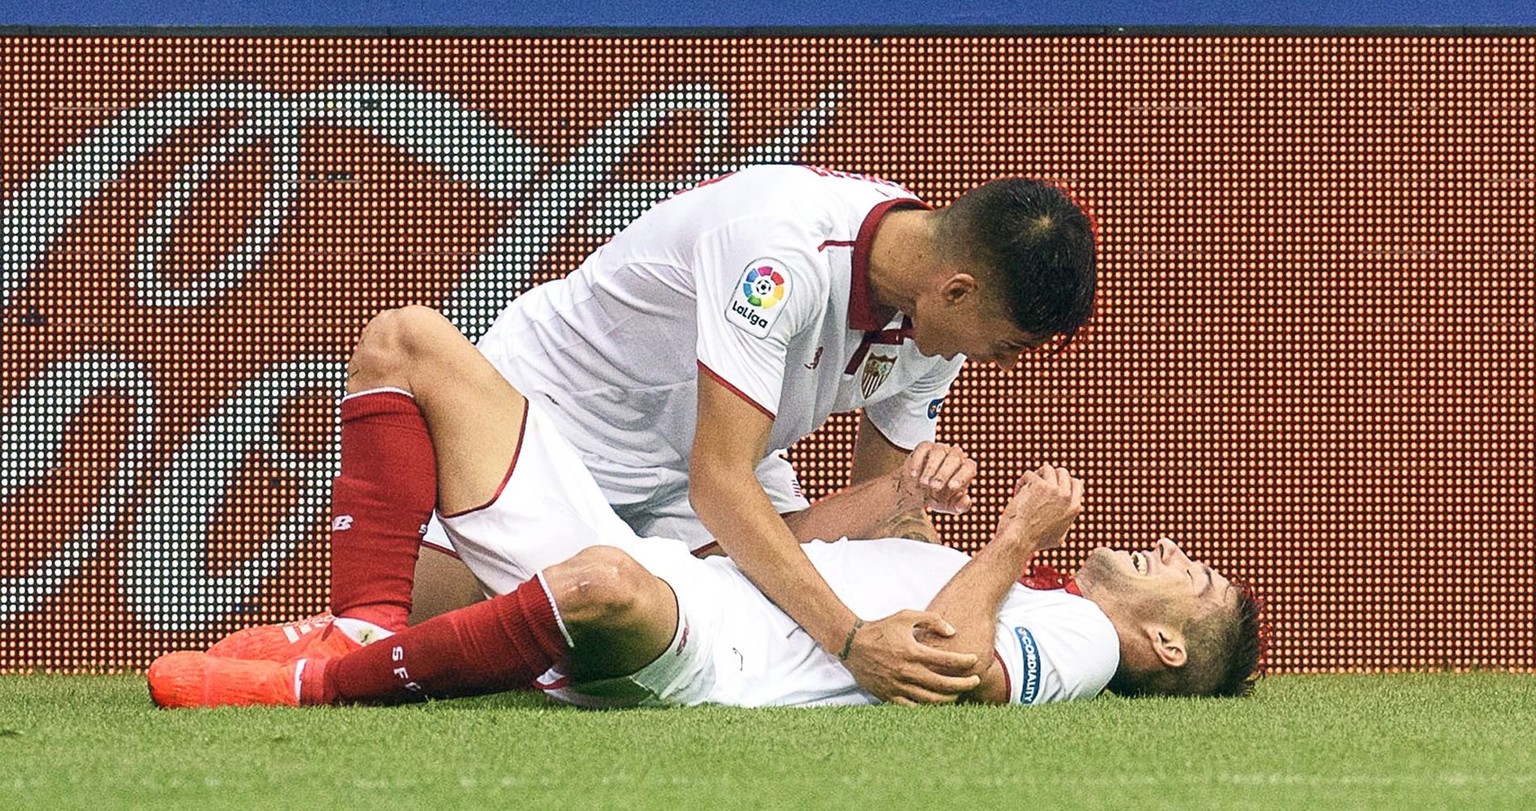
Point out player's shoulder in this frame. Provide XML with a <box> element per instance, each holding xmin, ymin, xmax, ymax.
<box><xmin>1001</xmin><ymin>587</ymin><xmax>1115</xmax><ymax>635</ymax></box>
<box><xmin>686</xmin><ymin>166</ymin><xmax>921</xmax><ymax>298</ymax></box>
<box><xmin>995</xmin><ymin>589</ymin><xmax>1120</xmax><ymax>704</ymax></box>
<box><xmin>1030</xmin><ymin>591</ymin><xmax>1118</xmax><ymax>650</ymax></box>
<box><xmin>1038</xmin><ymin>595</ymin><xmax>1119</xmax><ymax>696</ymax></box>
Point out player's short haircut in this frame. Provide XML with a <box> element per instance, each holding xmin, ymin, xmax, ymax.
<box><xmin>935</xmin><ymin>179</ymin><xmax>1097</xmax><ymax>349</ymax></box>
<box><xmin>1111</xmin><ymin>581</ymin><xmax>1269</xmax><ymax>699</ymax></box>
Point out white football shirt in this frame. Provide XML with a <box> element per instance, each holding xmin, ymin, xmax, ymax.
<box><xmin>474</xmin><ymin>165</ymin><xmax>965</xmax><ymax>545</ymax></box>
<box><xmin>795</xmin><ymin>539</ymin><xmax>1120</xmax><ymax>706</ymax></box>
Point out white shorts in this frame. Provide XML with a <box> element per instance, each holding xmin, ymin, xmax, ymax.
<box><xmin>424</xmin><ymin>443</ymin><xmax>810</xmax><ymax>555</ymax></box>
<box><xmin>540</xmin><ymin>541</ymin><xmax>871</xmax><ymax>709</ymax></box>
<box><xmin>436</xmin><ymin>404</ymin><xmax>687</xmax><ymax>596</ymax></box>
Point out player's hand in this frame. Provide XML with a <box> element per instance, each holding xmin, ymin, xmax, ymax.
<box><xmin>842</xmin><ymin>610</ymin><xmax>982</xmax><ymax>705</ymax></box>
<box><xmin>993</xmin><ymin>463</ymin><xmax>1084</xmax><ymax>553</ymax></box>
<box><xmin>897</xmin><ymin>441</ymin><xmax>977</xmax><ymax>515</ymax></box>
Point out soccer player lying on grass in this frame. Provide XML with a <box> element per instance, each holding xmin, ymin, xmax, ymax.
<box><xmin>148</xmin><ymin>308</ymin><xmax>1264</xmax><ymax>709</ymax></box>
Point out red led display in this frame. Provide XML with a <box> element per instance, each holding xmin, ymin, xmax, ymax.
<box><xmin>1</xmin><ymin>36</ymin><xmax>1531</xmax><ymax>672</ymax></box>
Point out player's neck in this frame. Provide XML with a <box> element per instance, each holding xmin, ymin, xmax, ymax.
<box><xmin>866</xmin><ymin>208</ymin><xmax>937</xmax><ymax>315</ymax></box>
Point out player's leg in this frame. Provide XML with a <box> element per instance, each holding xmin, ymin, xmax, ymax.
<box><xmin>341</xmin><ymin>300</ymin><xmax>538</xmax><ymax>628</ymax></box>
<box><xmin>408</xmin><ymin>545</ymin><xmax>486</xmax><ymax>625</ymax></box>
<box><xmin>327</xmin><ymin>304</ymin><xmax>527</xmax><ymax>632</ymax></box>
<box><xmin>309</xmin><ymin>545</ymin><xmax>675</xmax><ymax>705</ymax></box>
<box><xmin>303</xmin><ymin>310</ymin><xmax>686</xmax><ymax>703</ymax></box>
<box><xmin>344</xmin><ymin>305</ymin><xmax>528</xmax><ymax>514</ymax></box>
<box><xmin>208</xmin><ymin>306</ymin><xmax>524</xmax><ymax>660</ymax></box>
<box><xmin>149</xmin><ymin>546</ymin><xmax>678</xmax><ymax>708</ymax></box>
<box><xmin>152</xmin><ymin>566</ymin><xmax>570</xmax><ymax>708</ymax></box>
<box><xmin>154</xmin><ymin>319</ymin><xmax>682</xmax><ymax>707</ymax></box>
<box><xmin>540</xmin><ymin>546</ymin><xmax>680</xmax><ymax>680</ymax></box>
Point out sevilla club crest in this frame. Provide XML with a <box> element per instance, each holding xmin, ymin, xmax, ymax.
<box><xmin>860</xmin><ymin>352</ymin><xmax>897</xmax><ymax>399</ymax></box>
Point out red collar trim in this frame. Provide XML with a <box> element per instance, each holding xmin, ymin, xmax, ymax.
<box><xmin>848</xmin><ymin>198</ymin><xmax>930</xmax><ymax>332</ymax></box>
<box><xmin>1019</xmin><ymin>565</ymin><xmax>1080</xmax><ymax>596</ymax></box>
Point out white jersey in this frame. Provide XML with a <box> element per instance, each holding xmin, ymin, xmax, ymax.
<box><xmin>797</xmin><ymin>540</ymin><xmax>1119</xmax><ymax>706</ymax></box>
<box><xmin>546</xmin><ymin>538</ymin><xmax>1121</xmax><ymax>709</ymax></box>
<box><xmin>474</xmin><ymin>165</ymin><xmax>965</xmax><ymax>544</ymax></box>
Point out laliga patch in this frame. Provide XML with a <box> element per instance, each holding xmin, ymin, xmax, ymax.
<box><xmin>927</xmin><ymin>398</ymin><xmax>944</xmax><ymax>420</ymax></box>
<box><xmin>726</xmin><ymin>258</ymin><xmax>791</xmax><ymax>338</ymax></box>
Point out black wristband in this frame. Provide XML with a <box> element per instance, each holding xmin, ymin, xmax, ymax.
<box><xmin>837</xmin><ymin>618</ymin><xmax>864</xmax><ymax>661</ymax></box>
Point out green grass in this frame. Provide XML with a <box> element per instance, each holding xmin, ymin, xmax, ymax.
<box><xmin>1</xmin><ymin>674</ymin><xmax>1532</xmax><ymax>810</ymax></box>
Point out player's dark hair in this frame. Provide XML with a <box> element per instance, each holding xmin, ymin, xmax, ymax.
<box><xmin>1108</xmin><ymin>580</ymin><xmax>1269</xmax><ymax>699</ymax></box>
<box><xmin>935</xmin><ymin>179</ymin><xmax>1097</xmax><ymax>350</ymax></box>
<box><xmin>1190</xmin><ymin>580</ymin><xmax>1268</xmax><ymax>698</ymax></box>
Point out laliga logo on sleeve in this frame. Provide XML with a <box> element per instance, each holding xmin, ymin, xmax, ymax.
<box><xmin>726</xmin><ymin>258</ymin><xmax>791</xmax><ymax>338</ymax></box>
<box><xmin>743</xmin><ymin>265</ymin><xmax>786</xmax><ymax>308</ymax></box>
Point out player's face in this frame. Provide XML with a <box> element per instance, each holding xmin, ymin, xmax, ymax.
<box><xmin>910</xmin><ymin>281</ymin><xmax>1049</xmax><ymax>367</ymax></box>
<box><xmin>1078</xmin><ymin>538</ymin><xmax>1238</xmax><ymax>625</ymax></box>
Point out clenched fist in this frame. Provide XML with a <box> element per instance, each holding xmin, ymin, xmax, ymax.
<box><xmin>993</xmin><ymin>463</ymin><xmax>1084</xmax><ymax>553</ymax></box>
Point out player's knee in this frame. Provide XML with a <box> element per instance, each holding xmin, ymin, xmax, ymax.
<box><xmin>349</xmin><ymin>306</ymin><xmax>454</xmax><ymax>383</ymax></box>
<box><xmin>545</xmin><ymin>546</ymin><xmax>651</xmax><ymax>626</ymax></box>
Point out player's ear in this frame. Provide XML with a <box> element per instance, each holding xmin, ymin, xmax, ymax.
<box><xmin>940</xmin><ymin>272</ymin><xmax>979</xmax><ymax>304</ymax></box>
<box><xmin>1150</xmin><ymin>626</ymin><xmax>1187</xmax><ymax>670</ymax></box>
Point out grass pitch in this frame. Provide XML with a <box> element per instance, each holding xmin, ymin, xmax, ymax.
<box><xmin>0</xmin><ymin>673</ymin><xmax>1532</xmax><ymax>810</ymax></box>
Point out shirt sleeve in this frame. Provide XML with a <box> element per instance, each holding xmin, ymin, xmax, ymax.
<box><xmin>693</xmin><ymin>217</ymin><xmax>830</xmax><ymax>418</ymax></box>
<box><xmin>992</xmin><ymin>590</ymin><xmax>1120</xmax><ymax>705</ymax></box>
<box><xmin>862</xmin><ymin>355</ymin><xmax>965</xmax><ymax>451</ymax></box>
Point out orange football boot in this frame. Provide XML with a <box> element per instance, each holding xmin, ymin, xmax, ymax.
<box><xmin>147</xmin><ymin>651</ymin><xmax>305</xmax><ymax>708</ymax></box>
<box><xmin>208</xmin><ymin>613</ymin><xmax>362</xmax><ymax>662</ymax></box>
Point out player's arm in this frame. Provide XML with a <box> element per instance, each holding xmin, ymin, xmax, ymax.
<box><xmin>919</xmin><ymin>464</ymin><xmax>1084</xmax><ymax>692</ymax></box>
<box><xmin>783</xmin><ymin>441</ymin><xmax>975</xmax><ymax>543</ymax></box>
<box><xmin>692</xmin><ymin>373</ymin><xmax>981</xmax><ymax>704</ymax></box>
<box><xmin>845</xmin><ymin>413</ymin><xmax>941</xmax><ymax>541</ymax></box>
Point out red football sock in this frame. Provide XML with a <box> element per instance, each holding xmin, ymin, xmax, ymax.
<box><xmin>327</xmin><ymin>389</ymin><xmax>436</xmax><ymax>632</ymax></box>
<box><xmin>301</xmin><ymin>576</ymin><xmax>569</xmax><ymax>706</ymax></box>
